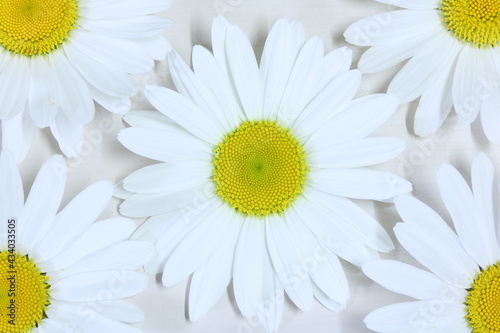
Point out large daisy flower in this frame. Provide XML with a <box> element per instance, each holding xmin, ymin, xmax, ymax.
<box><xmin>117</xmin><ymin>16</ymin><xmax>412</xmax><ymax>332</ymax></box>
<box><xmin>345</xmin><ymin>0</ymin><xmax>500</xmax><ymax>144</ymax></box>
<box><xmin>0</xmin><ymin>149</ymin><xmax>153</xmax><ymax>332</ymax></box>
<box><xmin>363</xmin><ymin>153</ymin><xmax>500</xmax><ymax>332</ymax></box>
<box><xmin>0</xmin><ymin>0</ymin><xmax>171</xmax><ymax>161</ymax></box>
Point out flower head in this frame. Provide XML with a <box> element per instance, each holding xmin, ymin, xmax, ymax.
<box><xmin>345</xmin><ymin>0</ymin><xmax>500</xmax><ymax>144</ymax></box>
<box><xmin>118</xmin><ymin>16</ymin><xmax>412</xmax><ymax>333</ymax></box>
<box><xmin>0</xmin><ymin>150</ymin><xmax>153</xmax><ymax>332</ymax></box>
<box><xmin>0</xmin><ymin>0</ymin><xmax>171</xmax><ymax>161</ymax></box>
<box><xmin>363</xmin><ymin>153</ymin><xmax>500</xmax><ymax>333</ymax></box>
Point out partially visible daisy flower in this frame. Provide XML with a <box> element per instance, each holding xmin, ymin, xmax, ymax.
<box><xmin>363</xmin><ymin>153</ymin><xmax>500</xmax><ymax>332</ymax></box>
<box><xmin>117</xmin><ymin>16</ymin><xmax>411</xmax><ymax>332</ymax></box>
<box><xmin>0</xmin><ymin>0</ymin><xmax>172</xmax><ymax>161</ymax></box>
<box><xmin>345</xmin><ymin>0</ymin><xmax>500</xmax><ymax>143</ymax></box>
<box><xmin>0</xmin><ymin>150</ymin><xmax>153</xmax><ymax>332</ymax></box>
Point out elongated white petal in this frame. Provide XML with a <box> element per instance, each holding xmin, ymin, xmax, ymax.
<box><xmin>375</xmin><ymin>0</ymin><xmax>439</xmax><ymax>9</ymax></box>
<box><xmin>28</xmin><ymin>59</ymin><xmax>60</xmax><ymax>127</ymax></box>
<box><xmin>480</xmin><ymin>49</ymin><xmax>500</xmax><ymax>144</ymax></box>
<box><xmin>49</xmin><ymin>112</ymin><xmax>85</xmax><ymax>158</ymax></box>
<box><xmin>225</xmin><ymin>23</ymin><xmax>263</xmax><ymax>120</ymax></box>
<box><xmin>438</xmin><ymin>163</ymin><xmax>500</xmax><ymax>267</ymax></box>
<box><xmin>394</xmin><ymin>222</ymin><xmax>478</xmax><ymax>288</ymax></box>
<box><xmin>132</xmin><ymin>35</ymin><xmax>171</xmax><ymax>60</ymax></box>
<box><xmin>2</xmin><ymin>111</ymin><xmax>36</xmax><ymax>162</ymax></box>
<box><xmin>79</xmin><ymin>16</ymin><xmax>171</xmax><ymax>39</ymax></box>
<box><xmin>388</xmin><ymin>32</ymin><xmax>462</xmax><ymax>103</ymax></box>
<box><xmin>257</xmin><ymin>251</ymin><xmax>285</xmax><ymax>333</ymax></box>
<box><xmin>162</xmin><ymin>205</ymin><xmax>233</xmax><ymax>287</ymax></box>
<box><xmin>123</xmin><ymin>110</ymin><xmax>175</xmax><ymax>130</ymax></box>
<box><xmin>19</xmin><ymin>155</ymin><xmax>66</xmax><ymax>251</ymax></box>
<box><xmin>345</xmin><ymin>10</ymin><xmax>441</xmax><ymax>46</ymax></box>
<box><xmin>0</xmin><ymin>56</ymin><xmax>29</xmax><ymax>119</ymax></box>
<box><xmin>79</xmin><ymin>0</ymin><xmax>171</xmax><ymax>18</ymax></box>
<box><xmin>309</xmin><ymin>168</ymin><xmax>411</xmax><ymax>201</ymax></box>
<box><xmin>365</xmin><ymin>300</ymin><xmax>468</xmax><ymax>333</ymax></box>
<box><xmin>320</xmin><ymin>47</ymin><xmax>353</xmax><ymax>88</ymax></box>
<box><xmin>86</xmin><ymin>300</ymin><xmax>145</xmax><ymax>323</ymax></box>
<box><xmin>35</xmin><ymin>181</ymin><xmax>113</xmax><ymax>262</ymax></box>
<box><xmin>266</xmin><ymin>215</ymin><xmax>313</xmax><ymax>311</ymax></box>
<box><xmin>189</xmin><ymin>222</ymin><xmax>240</xmax><ymax>321</ymax></box>
<box><xmin>452</xmin><ymin>46</ymin><xmax>484</xmax><ymax>124</ymax></box>
<box><xmin>88</xmin><ymin>85</ymin><xmax>131</xmax><ymax>115</ymax></box>
<box><xmin>363</xmin><ymin>260</ymin><xmax>464</xmax><ymax>300</ymax></box>
<box><xmin>144</xmin><ymin>85</ymin><xmax>223</xmax><ymax>144</ymax></box>
<box><xmin>233</xmin><ymin>219</ymin><xmax>266</xmax><ymax>316</ymax></box>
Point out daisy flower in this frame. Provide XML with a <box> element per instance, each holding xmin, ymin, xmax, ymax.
<box><xmin>344</xmin><ymin>0</ymin><xmax>500</xmax><ymax>144</ymax></box>
<box><xmin>117</xmin><ymin>16</ymin><xmax>412</xmax><ymax>332</ymax></box>
<box><xmin>363</xmin><ymin>153</ymin><xmax>500</xmax><ymax>332</ymax></box>
<box><xmin>0</xmin><ymin>0</ymin><xmax>171</xmax><ymax>161</ymax></box>
<box><xmin>0</xmin><ymin>149</ymin><xmax>153</xmax><ymax>332</ymax></box>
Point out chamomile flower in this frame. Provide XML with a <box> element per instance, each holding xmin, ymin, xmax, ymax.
<box><xmin>0</xmin><ymin>0</ymin><xmax>171</xmax><ymax>161</ymax></box>
<box><xmin>117</xmin><ymin>17</ymin><xmax>411</xmax><ymax>333</ymax></box>
<box><xmin>345</xmin><ymin>0</ymin><xmax>500</xmax><ymax>143</ymax></box>
<box><xmin>363</xmin><ymin>153</ymin><xmax>500</xmax><ymax>333</ymax></box>
<box><xmin>0</xmin><ymin>150</ymin><xmax>153</xmax><ymax>333</ymax></box>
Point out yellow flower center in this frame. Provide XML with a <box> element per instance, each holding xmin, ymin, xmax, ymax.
<box><xmin>440</xmin><ymin>0</ymin><xmax>500</xmax><ymax>48</ymax></box>
<box><xmin>0</xmin><ymin>0</ymin><xmax>78</xmax><ymax>56</ymax></box>
<box><xmin>212</xmin><ymin>121</ymin><xmax>308</xmax><ymax>218</ymax></box>
<box><xmin>0</xmin><ymin>252</ymin><xmax>50</xmax><ymax>333</ymax></box>
<box><xmin>466</xmin><ymin>263</ymin><xmax>500</xmax><ymax>332</ymax></box>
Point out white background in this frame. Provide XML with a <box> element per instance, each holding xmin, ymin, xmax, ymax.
<box><xmin>18</xmin><ymin>0</ymin><xmax>500</xmax><ymax>332</ymax></box>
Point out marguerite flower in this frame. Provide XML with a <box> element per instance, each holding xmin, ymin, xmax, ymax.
<box><xmin>0</xmin><ymin>149</ymin><xmax>153</xmax><ymax>332</ymax></box>
<box><xmin>0</xmin><ymin>0</ymin><xmax>171</xmax><ymax>161</ymax></box>
<box><xmin>363</xmin><ymin>153</ymin><xmax>500</xmax><ymax>332</ymax></box>
<box><xmin>344</xmin><ymin>0</ymin><xmax>500</xmax><ymax>144</ymax></box>
<box><xmin>117</xmin><ymin>16</ymin><xmax>412</xmax><ymax>333</ymax></box>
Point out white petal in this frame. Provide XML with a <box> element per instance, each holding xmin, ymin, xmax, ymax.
<box><xmin>132</xmin><ymin>35</ymin><xmax>171</xmax><ymax>60</ymax></box>
<box><xmin>225</xmin><ymin>23</ymin><xmax>263</xmax><ymax>120</ymax></box>
<box><xmin>118</xmin><ymin>127</ymin><xmax>211</xmax><ymax>163</ymax></box>
<box><xmin>311</xmin><ymin>281</ymin><xmax>345</xmax><ymax>312</ymax></box>
<box><xmin>79</xmin><ymin>0</ymin><xmax>171</xmax><ymax>18</ymax></box>
<box><xmin>130</xmin><ymin>212</ymin><xmax>178</xmax><ymax>243</ymax></box>
<box><xmin>308</xmin><ymin>94</ymin><xmax>398</xmax><ymax>150</ymax></box>
<box><xmin>414</xmin><ymin>55</ymin><xmax>455</xmax><ymax>137</ymax></box>
<box><xmin>87</xmin><ymin>300</ymin><xmax>144</xmax><ymax>323</ymax></box>
<box><xmin>310</xmin><ymin>137</ymin><xmax>405</xmax><ymax>168</ymax></box>
<box><xmin>257</xmin><ymin>251</ymin><xmax>284</xmax><ymax>333</ymax></box>
<box><xmin>144</xmin><ymin>85</ymin><xmax>223</xmax><ymax>144</ymax></box>
<box><xmin>28</xmin><ymin>58</ymin><xmax>60</xmax><ymax>127</ymax></box>
<box><xmin>211</xmin><ymin>15</ymin><xmax>230</xmax><ymax>74</ymax></box>
<box><xmin>122</xmin><ymin>110</ymin><xmax>175</xmax><ymax>130</ymax></box>
<box><xmin>45</xmin><ymin>218</ymin><xmax>136</xmax><ymax>272</ymax></box>
<box><xmin>51</xmin><ymin>51</ymin><xmax>95</xmax><ymax>124</ymax></box>
<box><xmin>189</xmin><ymin>223</ymin><xmax>240</xmax><ymax>321</ymax></box>
<box><xmin>18</xmin><ymin>155</ymin><xmax>66</xmax><ymax>252</ymax></box>
<box><xmin>49</xmin><ymin>112</ymin><xmax>85</xmax><ymax>158</ymax></box>
<box><xmin>266</xmin><ymin>215</ymin><xmax>313</xmax><ymax>311</ymax></box>
<box><xmin>363</xmin><ymin>260</ymin><xmax>464</xmax><ymax>300</ymax></box>
<box><xmin>192</xmin><ymin>45</ymin><xmax>243</xmax><ymax>130</ymax></box>
<box><xmin>375</xmin><ymin>0</ymin><xmax>439</xmax><ymax>9</ymax></box>
<box><xmin>319</xmin><ymin>47</ymin><xmax>353</xmax><ymax>88</ymax></box>
<box><xmin>480</xmin><ymin>49</ymin><xmax>500</xmax><ymax>144</ymax></box>
<box><xmin>79</xmin><ymin>16</ymin><xmax>171</xmax><ymax>39</ymax></box>
<box><xmin>260</xmin><ymin>19</ymin><xmax>305</xmax><ymax>119</ymax></box>
<box><xmin>51</xmin><ymin>271</ymin><xmax>148</xmax><ymax>301</ymax></box>
<box><xmin>233</xmin><ymin>218</ymin><xmax>266</xmax><ymax>316</ymax></box>
<box><xmin>309</xmin><ymin>168</ymin><xmax>412</xmax><ymax>200</ymax></box>
<box><xmin>167</xmin><ymin>51</ymin><xmax>232</xmax><ymax>131</ymax></box>
<box><xmin>0</xmin><ymin>55</ymin><xmax>29</xmax><ymax>119</ymax></box>
<box><xmin>345</xmin><ymin>10</ymin><xmax>441</xmax><ymax>46</ymax></box>
<box><xmin>388</xmin><ymin>32</ymin><xmax>462</xmax><ymax>103</ymax></box>
<box><xmin>292</xmin><ymin>70</ymin><xmax>362</xmax><ymax>138</ymax></box>
<box><xmin>394</xmin><ymin>222</ymin><xmax>478</xmax><ymax>288</ymax></box>
<box><xmin>305</xmin><ymin>188</ymin><xmax>394</xmax><ymax>252</ymax></box>
<box><xmin>2</xmin><ymin>111</ymin><xmax>36</xmax><ymax>162</ymax></box>
<box><xmin>63</xmin><ymin>43</ymin><xmax>136</xmax><ymax>97</ymax></box>
<box><xmin>162</xmin><ymin>204</ymin><xmax>233</xmax><ymax>287</ymax></box>
<box><xmin>438</xmin><ymin>163</ymin><xmax>500</xmax><ymax>267</ymax></box>
<box><xmin>452</xmin><ymin>46</ymin><xmax>485</xmax><ymax>124</ymax></box>
<box><xmin>278</xmin><ymin>37</ymin><xmax>324</xmax><ymax>125</ymax></box>
<box><xmin>365</xmin><ymin>300</ymin><xmax>468</xmax><ymax>333</ymax></box>
<box><xmin>88</xmin><ymin>85</ymin><xmax>130</xmax><ymax>115</ymax></box>
<box><xmin>59</xmin><ymin>241</ymin><xmax>152</xmax><ymax>279</ymax></box>
<box><xmin>123</xmin><ymin>162</ymin><xmax>210</xmax><ymax>194</ymax></box>
<box><xmin>35</xmin><ymin>181</ymin><xmax>113</xmax><ymax>262</ymax></box>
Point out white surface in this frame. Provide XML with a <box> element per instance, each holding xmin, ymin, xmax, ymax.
<box><xmin>17</xmin><ymin>0</ymin><xmax>500</xmax><ymax>332</ymax></box>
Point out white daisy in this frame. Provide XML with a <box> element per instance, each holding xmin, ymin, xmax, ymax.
<box><xmin>363</xmin><ymin>153</ymin><xmax>500</xmax><ymax>332</ymax></box>
<box><xmin>117</xmin><ymin>16</ymin><xmax>412</xmax><ymax>333</ymax></box>
<box><xmin>0</xmin><ymin>0</ymin><xmax>172</xmax><ymax>161</ymax></box>
<box><xmin>0</xmin><ymin>149</ymin><xmax>153</xmax><ymax>333</ymax></box>
<box><xmin>344</xmin><ymin>0</ymin><xmax>500</xmax><ymax>144</ymax></box>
